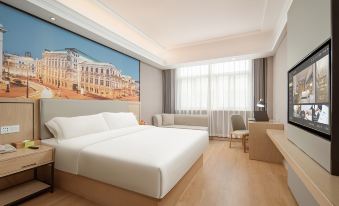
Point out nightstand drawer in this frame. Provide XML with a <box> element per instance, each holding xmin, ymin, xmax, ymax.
<box><xmin>0</xmin><ymin>150</ymin><xmax>53</xmax><ymax>176</ymax></box>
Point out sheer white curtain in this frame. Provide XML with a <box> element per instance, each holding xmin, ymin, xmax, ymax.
<box><xmin>175</xmin><ymin>60</ymin><xmax>253</xmax><ymax>137</ymax></box>
<box><xmin>175</xmin><ymin>64</ymin><xmax>209</xmax><ymax>114</ymax></box>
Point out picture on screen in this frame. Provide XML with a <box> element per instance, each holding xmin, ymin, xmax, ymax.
<box><xmin>315</xmin><ymin>55</ymin><xmax>329</xmax><ymax>103</ymax></box>
<box><xmin>288</xmin><ymin>40</ymin><xmax>331</xmax><ymax>138</ymax></box>
<box><xmin>293</xmin><ymin>104</ymin><xmax>329</xmax><ymax>125</ymax></box>
<box><xmin>293</xmin><ymin>65</ymin><xmax>315</xmax><ymax>104</ymax></box>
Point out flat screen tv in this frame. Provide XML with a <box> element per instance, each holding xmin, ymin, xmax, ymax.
<box><xmin>288</xmin><ymin>39</ymin><xmax>331</xmax><ymax>141</ymax></box>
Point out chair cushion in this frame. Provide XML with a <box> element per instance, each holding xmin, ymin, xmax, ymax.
<box><xmin>232</xmin><ymin>130</ymin><xmax>249</xmax><ymax>137</ymax></box>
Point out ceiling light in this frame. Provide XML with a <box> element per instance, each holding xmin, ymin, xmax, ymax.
<box><xmin>50</xmin><ymin>17</ymin><xmax>56</xmax><ymax>21</ymax></box>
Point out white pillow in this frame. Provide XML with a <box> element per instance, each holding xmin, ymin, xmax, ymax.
<box><xmin>162</xmin><ymin>114</ymin><xmax>174</xmax><ymax>126</ymax></box>
<box><xmin>45</xmin><ymin>119</ymin><xmax>61</xmax><ymax>138</ymax></box>
<box><xmin>45</xmin><ymin>113</ymin><xmax>110</xmax><ymax>141</ymax></box>
<box><xmin>102</xmin><ymin>112</ymin><xmax>139</xmax><ymax>130</ymax></box>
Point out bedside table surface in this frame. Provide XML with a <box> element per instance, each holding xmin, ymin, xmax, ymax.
<box><xmin>0</xmin><ymin>145</ymin><xmax>53</xmax><ymax>162</ymax></box>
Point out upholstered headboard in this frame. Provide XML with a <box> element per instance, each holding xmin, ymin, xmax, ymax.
<box><xmin>39</xmin><ymin>98</ymin><xmax>129</xmax><ymax>139</ymax></box>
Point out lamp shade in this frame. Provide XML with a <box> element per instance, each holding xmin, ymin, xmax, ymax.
<box><xmin>257</xmin><ymin>99</ymin><xmax>265</xmax><ymax>108</ymax></box>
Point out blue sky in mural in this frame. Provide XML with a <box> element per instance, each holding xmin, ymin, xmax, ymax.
<box><xmin>0</xmin><ymin>3</ymin><xmax>139</xmax><ymax>80</ymax></box>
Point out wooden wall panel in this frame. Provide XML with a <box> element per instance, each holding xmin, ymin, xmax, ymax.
<box><xmin>33</xmin><ymin>99</ymin><xmax>39</xmax><ymax>140</ymax></box>
<box><xmin>0</xmin><ymin>98</ymin><xmax>34</xmax><ymax>144</ymax></box>
<box><xmin>0</xmin><ymin>98</ymin><xmax>35</xmax><ymax>189</ymax></box>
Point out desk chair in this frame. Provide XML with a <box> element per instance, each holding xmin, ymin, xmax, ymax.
<box><xmin>230</xmin><ymin>115</ymin><xmax>249</xmax><ymax>152</ymax></box>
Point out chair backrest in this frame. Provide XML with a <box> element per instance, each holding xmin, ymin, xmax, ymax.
<box><xmin>231</xmin><ymin>115</ymin><xmax>247</xmax><ymax>131</ymax></box>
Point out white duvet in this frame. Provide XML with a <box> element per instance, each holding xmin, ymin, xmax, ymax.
<box><xmin>42</xmin><ymin>125</ymin><xmax>208</xmax><ymax>198</ymax></box>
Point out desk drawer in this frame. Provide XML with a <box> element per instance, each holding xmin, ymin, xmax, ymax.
<box><xmin>0</xmin><ymin>150</ymin><xmax>53</xmax><ymax>176</ymax></box>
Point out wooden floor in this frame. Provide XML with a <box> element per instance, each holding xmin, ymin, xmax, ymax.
<box><xmin>22</xmin><ymin>140</ymin><xmax>297</xmax><ymax>206</ymax></box>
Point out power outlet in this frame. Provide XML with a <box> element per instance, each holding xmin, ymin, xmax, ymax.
<box><xmin>0</xmin><ymin>127</ymin><xmax>9</xmax><ymax>134</ymax></box>
<box><xmin>0</xmin><ymin>125</ymin><xmax>20</xmax><ymax>134</ymax></box>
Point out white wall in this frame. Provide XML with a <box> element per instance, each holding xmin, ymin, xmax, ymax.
<box><xmin>273</xmin><ymin>1</ymin><xmax>332</xmax><ymax>203</ymax></box>
<box><xmin>272</xmin><ymin>35</ymin><xmax>287</xmax><ymax>124</ymax></box>
<box><xmin>286</xmin><ymin>0</ymin><xmax>331</xmax><ymax>172</ymax></box>
<box><xmin>140</xmin><ymin>62</ymin><xmax>163</xmax><ymax>123</ymax></box>
<box><xmin>273</xmin><ymin>0</ymin><xmax>331</xmax><ymax>126</ymax></box>
<box><xmin>272</xmin><ymin>1</ymin><xmax>332</xmax><ymax>203</ymax></box>
<box><xmin>266</xmin><ymin>56</ymin><xmax>274</xmax><ymax>119</ymax></box>
<box><xmin>273</xmin><ymin>1</ymin><xmax>331</xmax><ymax>170</ymax></box>
<box><xmin>287</xmin><ymin>0</ymin><xmax>331</xmax><ymax>69</ymax></box>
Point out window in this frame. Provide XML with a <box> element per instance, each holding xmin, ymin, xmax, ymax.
<box><xmin>175</xmin><ymin>59</ymin><xmax>253</xmax><ymax>112</ymax></box>
<box><xmin>175</xmin><ymin>65</ymin><xmax>209</xmax><ymax>111</ymax></box>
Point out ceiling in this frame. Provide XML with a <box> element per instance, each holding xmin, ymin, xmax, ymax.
<box><xmin>1</xmin><ymin>0</ymin><xmax>292</xmax><ymax>68</ymax></box>
<box><xmin>99</xmin><ymin>0</ymin><xmax>282</xmax><ymax>49</ymax></box>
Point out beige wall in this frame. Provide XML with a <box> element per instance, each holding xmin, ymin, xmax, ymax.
<box><xmin>287</xmin><ymin>0</ymin><xmax>331</xmax><ymax>69</ymax></box>
<box><xmin>272</xmin><ymin>35</ymin><xmax>287</xmax><ymax>124</ymax></box>
<box><xmin>273</xmin><ymin>0</ymin><xmax>331</xmax><ymax>126</ymax></box>
<box><xmin>266</xmin><ymin>56</ymin><xmax>273</xmax><ymax>119</ymax></box>
<box><xmin>140</xmin><ymin>62</ymin><xmax>163</xmax><ymax>124</ymax></box>
<box><xmin>286</xmin><ymin>0</ymin><xmax>331</xmax><ymax>172</ymax></box>
<box><xmin>272</xmin><ymin>1</ymin><xmax>332</xmax><ymax>199</ymax></box>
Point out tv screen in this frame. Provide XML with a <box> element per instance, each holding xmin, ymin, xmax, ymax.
<box><xmin>288</xmin><ymin>40</ymin><xmax>331</xmax><ymax>140</ymax></box>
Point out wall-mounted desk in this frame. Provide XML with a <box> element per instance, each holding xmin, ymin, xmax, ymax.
<box><xmin>248</xmin><ymin>121</ymin><xmax>284</xmax><ymax>163</ymax></box>
<box><xmin>267</xmin><ymin>129</ymin><xmax>339</xmax><ymax>206</ymax></box>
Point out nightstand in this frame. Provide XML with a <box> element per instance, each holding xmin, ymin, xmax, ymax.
<box><xmin>0</xmin><ymin>145</ymin><xmax>54</xmax><ymax>205</ymax></box>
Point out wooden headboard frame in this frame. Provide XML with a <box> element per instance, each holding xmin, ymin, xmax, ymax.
<box><xmin>39</xmin><ymin>98</ymin><xmax>133</xmax><ymax>139</ymax></box>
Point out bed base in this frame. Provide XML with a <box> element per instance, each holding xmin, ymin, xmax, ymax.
<box><xmin>54</xmin><ymin>155</ymin><xmax>203</xmax><ymax>206</ymax></box>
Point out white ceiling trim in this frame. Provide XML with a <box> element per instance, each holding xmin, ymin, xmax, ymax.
<box><xmin>1</xmin><ymin>0</ymin><xmax>292</xmax><ymax>69</ymax></box>
<box><xmin>165</xmin><ymin>30</ymin><xmax>275</xmax><ymax>67</ymax></box>
<box><xmin>95</xmin><ymin>0</ymin><xmax>167</xmax><ymax>50</ymax></box>
<box><xmin>1</xmin><ymin>0</ymin><xmax>168</xmax><ymax>68</ymax></box>
<box><xmin>271</xmin><ymin>0</ymin><xmax>293</xmax><ymax>51</ymax></box>
<box><xmin>260</xmin><ymin>0</ymin><xmax>269</xmax><ymax>30</ymax></box>
<box><xmin>166</xmin><ymin>30</ymin><xmax>263</xmax><ymax>50</ymax></box>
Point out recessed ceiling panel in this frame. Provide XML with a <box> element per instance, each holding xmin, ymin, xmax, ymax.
<box><xmin>99</xmin><ymin>0</ymin><xmax>268</xmax><ymax>48</ymax></box>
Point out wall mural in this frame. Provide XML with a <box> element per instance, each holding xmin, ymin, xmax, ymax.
<box><xmin>0</xmin><ymin>3</ymin><xmax>140</xmax><ymax>101</ymax></box>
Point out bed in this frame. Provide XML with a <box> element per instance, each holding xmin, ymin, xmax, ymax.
<box><xmin>39</xmin><ymin>99</ymin><xmax>208</xmax><ymax>206</ymax></box>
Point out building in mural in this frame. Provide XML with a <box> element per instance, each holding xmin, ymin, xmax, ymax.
<box><xmin>1</xmin><ymin>48</ymin><xmax>138</xmax><ymax>100</ymax></box>
<box><xmin>38</xmin><ymin>48</ymin><xmax>137</xmax><ymax>99</ymax></box>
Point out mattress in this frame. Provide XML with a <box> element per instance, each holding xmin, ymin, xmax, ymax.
<box><xmin>42</xmin><ymin>125</ymin><xmax>208</xmax><ymax>198</ymax></box>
